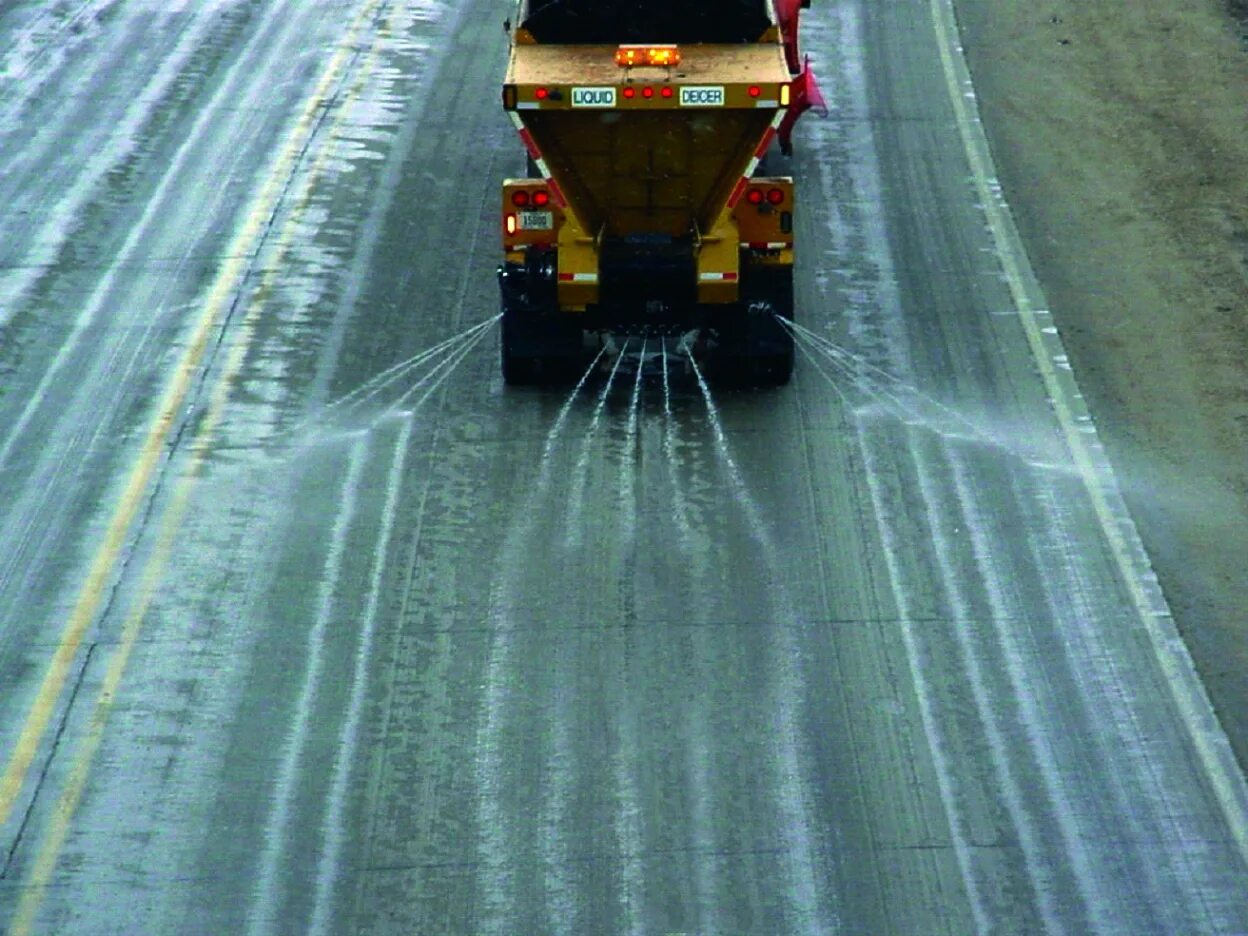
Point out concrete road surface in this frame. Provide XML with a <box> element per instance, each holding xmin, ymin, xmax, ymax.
<box><xmin>0</xmin><ymin>0</ymin><xmax>1245</xmax><ymax>933</ymax></box>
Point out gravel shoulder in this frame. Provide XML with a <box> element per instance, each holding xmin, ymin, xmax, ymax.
<box><xmin>953</xmin><ymin>0</ymin><xmax>1248</xmax><ymax>766</ymax></box>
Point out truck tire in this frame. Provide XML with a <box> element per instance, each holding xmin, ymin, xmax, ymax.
<box><xmin>501</xmin><ymin>312</ymin><xmax>539</xmax><ymax>385</ymax></box>
<box><xmin>500</xmin><ymin>300</ymin><xmax>584</xmax><ymax>386</ymax></box>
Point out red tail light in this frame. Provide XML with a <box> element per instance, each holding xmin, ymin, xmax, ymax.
<box><xmin>532</xmin><ymin>190</ymin><xmax>550</xmax><ymax>207</ymax></box>
<box><xmin>746</xmin><ymin>189</ymin><xmax>765</xmax><ymax>206</ymax></box>
<box><xmin>511</xmin><ymin>191</ymin><xmax>530</xmax><ymax>207</ymax></box>
<box><xmin>748</xmin><ymin>85</ymin><xmax>762</xmax><ymax>98</ymax></box>
<box><xmin>623</xmin><ymin>86</ymin><xmax>636</xmax><ymax>99</ymax></box>
<box><xmin>535</xmin><ymin>87</ymin><xmax>549</xmax><ymax>100</ymax></box>
<box><xmin>767</xmin><ymin>188</ymin><xmax>785</xmax><ymax>205</ymax></box>
<box><xmin>661</xmin><ymin>86</ymin><xmax>673</xmax><ymax>99</ymax></box>
<box><xmin>642</xmin><ymin>86</ymin><xmax>654</xmax><ymax>99</ymax></box>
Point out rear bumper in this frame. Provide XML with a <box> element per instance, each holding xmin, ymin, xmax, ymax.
<box><xmin>499</xmin><ymin>244</ymin><xmax>792</xmax><ymax>335</ymax></box>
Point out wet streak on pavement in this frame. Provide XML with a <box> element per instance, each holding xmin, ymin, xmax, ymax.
<box><xmin>0</xmin><ymin>0</ymin><xmax>1246</xmax><ymax>933</ymax></box>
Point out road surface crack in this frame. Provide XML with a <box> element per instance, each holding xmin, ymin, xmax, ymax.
<box><xmin>1</xmin><ymin>641</ymin><xmax>99</xmax><ymax>880</ymax></box>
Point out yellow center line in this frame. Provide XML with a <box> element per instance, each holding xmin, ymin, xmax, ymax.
<box><xmin>0</xmin><ymin>0</ymin><xmax>384</xmax><ymax>889</ymax></box>
<box><xmin>7</xmin><ymin>0</ymin><xmax>395</xmax><ymax>925</ymax></box>
<box><xmin>929</xmin><ymin>0</ymin><xmax>1248</xmax><ymax>870</ymax></box>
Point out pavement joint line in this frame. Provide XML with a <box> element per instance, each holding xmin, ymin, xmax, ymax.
<box><xmin>389</xmin><ymin>613</ymin><xmax>1080</xmax><ymax>635</ymax></box>
<box><xmin>934</xmin><ymin>0</ymin><xmax>1248</xmax><ymax>871</ymax></box>
<box><xmin>0</xmin><ymin>639</ymin><xmax>97</xmax><ymax>883</ymax></box>
<box><xmin>1</xmin><ymin>1</ymin><xmax>389</xmax><ymax>929</ymax></box>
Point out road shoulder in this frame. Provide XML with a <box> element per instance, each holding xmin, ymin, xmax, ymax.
<box><xmin>953</xmin><ymin>0</ymin><xmax>1248</xmax><ymax>766</ymax></box>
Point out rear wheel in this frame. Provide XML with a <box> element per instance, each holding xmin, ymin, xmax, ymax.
<box><xmin>500</xmin><ymin>299</ymin><xmax>585</xmax><ymax>386</ymax></box>
<box><xmin>713</xmin><ymin>268</ymin><xmax>795</xmax><ymax>387</ymax></box>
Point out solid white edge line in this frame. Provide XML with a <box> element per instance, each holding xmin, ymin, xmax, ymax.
<box><xmin>931</xmin><ymin>0</ymin><xmax>1248</xmax><ymax>870</ymax></box>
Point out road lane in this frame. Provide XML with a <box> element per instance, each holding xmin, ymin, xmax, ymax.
<box><xmin>2</xmin><ymin>0</ymin><xmax>1247</xmax><ymax>933</ymax></box>
<box><xmin>0</xmin><ymin>0</ymin><xmax>382</xmax><ymax>799</ymax></box>
<box><xmin>1</xmin><ymin>0</ymin><xmax>452</xmax><ymax>929</ymax></box>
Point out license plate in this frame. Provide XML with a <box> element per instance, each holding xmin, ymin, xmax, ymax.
<box><xmin>519</xmin><ymin>211</ymin><xmax>553</xmax><ymax>231</ymax></box>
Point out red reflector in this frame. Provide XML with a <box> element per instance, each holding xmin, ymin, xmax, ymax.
<box><xmin>746</xmin><ymin>189</ymin><xmax>764</xmax><ymax>205</ymax></box>
<box><xmin>535</xmin><ymin>87</ymin><xmax>549</xmax><ymax>100</ymax></box>
<box><xmin>511</xmin><ymin>190</ymin><xmax>530</xmax><ymax>207</ymax></box>
<box><xmin>748</xmin><ymin>85</ymin><xmax>762</xmax><ymax>98</ymax></box>
<box><xmin>725</xmin><ymin>272</ymin><xmax>738</xmax><ymax>281</ymax></box>
<box><xmin>532</xmin><ymin>190</ymin><xmax>550</xmax><ymax>207</ymax></box>
<box><xmin>623</xmin><ymin>86</ymin><xmax>635</xmax><ymax>99</ymax></box>
<box><xmin>642</xmin><ymin>86</ymin><xmax>654</xmax><ymax>99</ymax></box>
<box><xmin>767</xmin><ymin>188</ymin><xmax>785</xmax><ymax>205</ymax></box>
<box><xmin>661</xmin><ymin>86</ymin><xmax>673</xmax><ymax>98</ymax></box>
<box><xmin>557</xmin><ymin>273</ymin><xmax>574</xmax><ymax>281</ymax></box>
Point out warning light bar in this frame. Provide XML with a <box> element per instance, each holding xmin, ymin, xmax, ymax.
<box><xmin>615</xmin><ymin>45</ymin><xmax>681</xmax><ymax>67</ymax></box>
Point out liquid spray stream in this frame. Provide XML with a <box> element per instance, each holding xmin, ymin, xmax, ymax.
<box><xmin>370</xmin><ymin>318</ymin><xmax>494</xmax><ymax>427</ymax></box>
<box><xmin>779</xmin><ymin>315</ymin><xmax>1073</xmax><ymax>471</ymax></box>
<box><xmin>274</xmin><ymin>314</ymin><xmax>500</xmax><ymax>444</ymax></box>
<box><xmin>563</xmin><ymin>341</ymin><xmax>629</xmax><ymax>550</ymax></box>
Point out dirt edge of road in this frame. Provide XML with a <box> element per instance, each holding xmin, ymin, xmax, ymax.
<box><xmin>953</xmin><ymin>0</ymin><xmax>1248</xmax><ymax>768</ymax></box>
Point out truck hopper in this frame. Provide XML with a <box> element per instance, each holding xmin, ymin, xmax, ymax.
<box><xmin>498</xmin><ymin>0</ymin><xmax>819</xmax><ymax>385</ymax></box>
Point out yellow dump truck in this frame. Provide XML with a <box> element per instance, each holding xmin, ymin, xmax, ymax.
<box><xmin>498</xmin><ymin>0</ymin><xmax>823</xmax><ymax>385</ymax></box>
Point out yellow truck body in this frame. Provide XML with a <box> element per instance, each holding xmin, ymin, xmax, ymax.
<box><xmin>498</xmin><ymin>0</ymin><xmax>818</xmax><ymax>385</ymax></box>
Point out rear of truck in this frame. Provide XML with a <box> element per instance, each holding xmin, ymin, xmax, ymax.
<box><xmin>498</xmin><ymin>0</ymin><xmax>821</xmax><ymax>385</ymax></box>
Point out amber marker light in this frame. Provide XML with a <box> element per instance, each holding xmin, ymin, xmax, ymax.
<box><xmin>615</xmin><ymin>45</ymin><xmax>681</xmax><ymax>67</ymax></box>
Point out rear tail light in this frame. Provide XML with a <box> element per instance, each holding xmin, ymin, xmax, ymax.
<box><xmin>767</xmin><ymin>188</ymin><xmax>785</xmax><ymax>205</ymax></box>
<box><xmin>661</xmin><ymin>86</ymin><xmax>673</xmax><ymax>99</ymax></box>
<box><xmin>532</xmin><ymin>190</ymin><xmax>550</xmax><ymax>207</ymax></box>
<box><xmin>512</xmin><ymin>191</ymin><xmax>530</xmax><ymax>207</ymax></box>
<box><xmin>746</xmin><ymin>189</ymin><xmax>765</xmax><ymax>206</ymax></box>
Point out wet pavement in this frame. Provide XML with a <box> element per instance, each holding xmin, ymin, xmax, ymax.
<box><xmin>1</xmin><ymin>0</ymin><xmax>1246</xmax><ymax>933</ymax></box>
